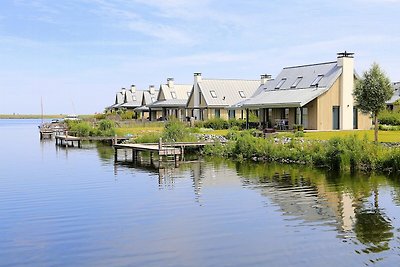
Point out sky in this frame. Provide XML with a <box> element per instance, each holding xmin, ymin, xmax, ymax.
<box><xmin>0</xmin><ymin>0</ymin><xmax>399</xmax><ymax>114</ymax></box>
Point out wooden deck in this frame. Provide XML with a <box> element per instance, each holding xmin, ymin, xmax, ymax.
<box><xmin>114</xmin><ymin>140</ymin><xmax>223</xmax><ymax>163</ymax></box>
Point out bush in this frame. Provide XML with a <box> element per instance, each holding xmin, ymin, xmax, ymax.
<box><xmin>378</xmin><ymin>110</ymin><xmax>400</xmax><ymax>126</ymax></box>
<box><xmin>67</xmin><ymin>120</ymin><xmax>92</xmax><ymax>137</ymax></box>
<box><xmin>203</xmin><ymin>118</ymin><xmax>229</xmax><ymax>130</ymax></box>
<box><xmin>162</xmin><ymin>120</ymin><xmax>196</xmax><ymax>142</ymax></box>
<box><xmin>120</xmin><ymin>111</ymin><xmax>135</xmax><ymax>120</ymax></box>
<box><xmin>94</xmin><ymin>113</ymin><xmax>107</xmax><ymax>120</ymax></box>
<box><xmin>133</xmin><ymin>132</ymin><xmax>162</xmax><ymax>143</ymax></box>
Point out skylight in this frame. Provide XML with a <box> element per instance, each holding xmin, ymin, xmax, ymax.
<box><xmin>275</xmin><ymin>78</ymin><xmax>287</xmax><ymax>89</ymax></box>
<box><xmin>239</xmin><ymin>91</ymin><xmax>246</xmax><ymax>98</ymax></box>
<box><xmin>291</xmin><ymin>77</ymin><xmax>303</xmax><ymax>88</ymax></box>
<box><xmin>311</xmin><ymin>75</ymin><xmax>324</xmax><ymax>87</ymax></box>
<box><xmin>171</xmin><ymin>91</ymin><xmax>177</xmax><ymax>99</ymax></box>
<box><xmin>210</xmin><ymin>90</ymin><xmax>217</xmax><ymax>98</ymax></box>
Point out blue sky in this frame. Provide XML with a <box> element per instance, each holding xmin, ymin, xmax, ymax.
<box><xmin>0</xmin><ymin>0</ymin><xmax>399</xmax><ymax>114</ymax></box>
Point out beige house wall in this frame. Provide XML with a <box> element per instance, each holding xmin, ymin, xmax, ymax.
<box><xmin>357</xmin><ymin>111</ymin><xmax>372</xmax><ymax>130</ymax></box>
<box><xmin>316</xmin><ymin>79</ymin><xmax>340</xmax><ymax>130</ymax></box>
<box><xmin>305</xmin><ymin>99</ymin><xmax>318</xmax><ymax>130</ymax></box>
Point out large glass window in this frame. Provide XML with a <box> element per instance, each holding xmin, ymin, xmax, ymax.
<box><xmin>215</xmin><ymin>109</ymin><xmax>220</xmax><ymax>118</ymax></box>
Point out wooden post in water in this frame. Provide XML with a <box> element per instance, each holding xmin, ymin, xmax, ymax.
<box><xmin>114</xmin><ymin>134</ymin><xmax>117</xmax><ymax>146</ymax></box>
<box><xmin>158</xmin><ymin>137</ymin><xmax>163</xmax><ymax>162</ymax></box>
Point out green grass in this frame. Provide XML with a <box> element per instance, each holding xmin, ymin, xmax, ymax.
<box><xmin>301</xmin><ymin>130</ymin><xmax>400</xmax><ymax>143</ymax></box>
<box><xmin>115</xmin><ymin>126</ymin><xmax>163</xmax><ymax>136</ymax></box>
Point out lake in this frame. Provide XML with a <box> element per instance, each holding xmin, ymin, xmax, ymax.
<box><xmin>1</xmin><ymin>119</ymin><xmax>399</xmax><ymax>266</ymax></box>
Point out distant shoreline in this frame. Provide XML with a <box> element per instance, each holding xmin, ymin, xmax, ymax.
<box><xmin>0</xmin><ymin>114</ymin><xmax>66</xmax><ymax>119</ymax></box>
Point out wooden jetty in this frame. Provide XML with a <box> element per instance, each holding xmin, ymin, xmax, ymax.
<box><xmin>55</xmin><ymin>134</ymin><xmax>129</xmax><ymax>148</ymax></box>
<box><xmin>114</xmin><ymin>139</ymin><xmax>222</xmax><ymax>163</ymax></box>
<box><xmin>39</xmin><ymin>122</ymin><xmax>67</xmax><ymax>139</ymax></box>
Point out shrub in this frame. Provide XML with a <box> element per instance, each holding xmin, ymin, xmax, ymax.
<box><xmin>378</xmin><ymin>110</ymin><xmax>400</xmax><ymax>126</ymax></box>
<box><xmin>162</xmin><ymin>120</ymin><xmax>196</xmax><ymax>142</ymax></box>
<box><xmin>203</xmin><ymin>118</ymin><xmax>229</xmax><ymax>130</ymax></box>
<box><xmin>133</xmin><ymin>132</ymin><xmax>162</xmax><ymax>143</ymax></box>
<box><xmin>120</xmin><ymin>111</ymin><xmax>135</xmax><ymax>120</ymax></box>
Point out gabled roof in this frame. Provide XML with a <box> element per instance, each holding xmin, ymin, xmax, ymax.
<box><xmin>243</xmin><ymin>62</ymin><xmax>342</xmax><ymax>108</ymax></box>
<box><xmin>149</xmin><ymin>82</ymin><xmax>192</xmax><ymax>108</ymax></box>
<box><xmin>197</xmin><ymin>79</ymin><xmax>260</xmax><ymax>107</ymax></box>
<box><xmin>386</xmin><ymin>82</ymin><xmax>400</xmax><ymax>104</ymax></box>
<box><xmin>121</xmin><ymin>90</ymin><xmax>144</xmax><ymax>109</ymax></box>
<box><xmin>142</xmin><ymin>90</ymin><xmax>159</xmax><ymax>106</ymax></box>
<box><xmin>159</xmin><ymin>84</ymin><xmax>192</xmax><ymax>100</ymax></box>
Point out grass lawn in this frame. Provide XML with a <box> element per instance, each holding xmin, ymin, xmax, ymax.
<box><xmin>302</xmin><ymin>130</ymin><xmax>400</xmax><ymax>143</ymax></box>
<box><xmin>115</xmin><ymin>126</ymin><xmax>163</xmax><ymax>136</ymax></box>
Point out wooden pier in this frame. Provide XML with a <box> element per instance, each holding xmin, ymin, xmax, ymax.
<box><xmin>114</xmin><ymin>139</ymin><xmax>222</xmax><ymax>163</ymax></box>
<box><xmin>55</xmin><ymin>135</ymin><xmax>129</xmax><ymax>148</ymax></box>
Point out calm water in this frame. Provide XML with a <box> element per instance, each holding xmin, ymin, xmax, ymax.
<box><xmin>1</xmin><ymin>119</ymin><xmax>400</xmax><ymax>266</ymax></box>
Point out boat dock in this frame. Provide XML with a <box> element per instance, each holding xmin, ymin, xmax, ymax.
<box><xmin>114</xmin><ymin>139</ymin><xmax>222</xmax><ymax>162</ymax></box>
<box><xmin>39</xmin><ymin>122</ymin><xmax>67</xmax><ymax>139</ymax></box>
<box><xmin>55</xmin><ymin>135</ymin><xmax>129</xmax><ymax>148</ymax></box>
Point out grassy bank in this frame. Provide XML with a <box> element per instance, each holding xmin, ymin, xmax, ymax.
<box><xmin>203</xmin><ymin>130</ymin><xmax>400</xmax><ymax>173</ymax></box>
<box><xmin>301</xmin><ymin>130</ymin><xmax>400</xmax><ymax>143</ymax></box>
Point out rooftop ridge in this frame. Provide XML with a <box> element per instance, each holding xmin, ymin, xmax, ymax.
<box><xmin>202</xmin><ymin>78</ymin><xmax>259</xmax><ymax>82</ymax></box>
<box><xmin>283</xmin><ymin>61</ymin><xmax>337</xmax><ymax>70</ymax></box>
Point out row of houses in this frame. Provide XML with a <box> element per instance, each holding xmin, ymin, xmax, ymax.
<box><xmin>107</xmin><ymin>52</ymin><xmax>396</xmax><ymax>131</ymax></box>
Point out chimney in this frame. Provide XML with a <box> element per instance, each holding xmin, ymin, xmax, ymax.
<box><xmin>194</xmin><ymin>72</ymin><xmax>202</xmax><ymax>83</ymax></box>
<box><xmin>167</xmin><ymin>77</ymin><xmax>174</xmax><ymax>88</ymax></box>
<box><xmin>130</xmin><ymin>84</ymin><xmax>136</xmax><ymax>93</ymax></box>
<box><xmin>149</xmin><ymin>85</ymin><xmax>155</xmax><ymax>95</ymax></box>
<box><xmin>337</xmin><ymin>51</ymin><xmax>355</xmax><ymax>130</ymax></box>
<box><xmin>260</xmin><ymin>74</ymin><xmax>272</xmax><ymax>85</ymax></box>
<box><xmin>121</xmin><ymin>87</ymin><xmax>126</xmax><ymax>94</ymax></box>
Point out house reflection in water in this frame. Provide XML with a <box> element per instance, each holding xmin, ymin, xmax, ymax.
<box><xmin>113</xmin><ymin>156</ymin><xmax>396</xmax><ymax>256</ymax></box>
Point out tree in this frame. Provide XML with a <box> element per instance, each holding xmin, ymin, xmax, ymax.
<box><xmin>353</xmin><ymin>63</ymin><xmax>393</xmax><ymax>142</ymax></box>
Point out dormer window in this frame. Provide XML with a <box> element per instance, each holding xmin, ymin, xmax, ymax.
<box><xmin>210</xmin><ymin>90</ymin><xmax>217</xmax><ymax>98</ymax></box>
<box><xmin>275</xmin><ymin>78</ymin><xmax>287</xmax><ymax>89</ymax></box>
<box><xmin>171</xmin><ymin>91</ymin><xmax>177</xmax><ymax>99</ymax></box>
<box><xmin>291</xmin><ymin>77</ymin><xmax>303</xmax><ymax>88</ymax></box>
<box><xmin>311</xmin><ymin>75</ymin><xmax>324</xmax><ymax>87</ymax></box>
<box><xmin>239</xmin><ymin>90</ymin><xmax>246</xmax><ymax>98</ymax></box>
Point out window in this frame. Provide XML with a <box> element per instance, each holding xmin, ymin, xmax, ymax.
<box><xmin>228</xmin><ymin>110</ymin><xmax>236</xmax><ymax>119</ymax></box>
<box><xmin>199</xmin><ymin>91</ymin><xmax>202</xmax><ymax>104</ymax></box>
<box><xmin>215</xmin><ymin>109</ymin><xmax>220</xmax><ymax>118</ymax></box>
<box><xmin>275</xmin><ymin>78</ymin><xmax>287</xmax><ymax>89</ymax></box>
<box><xmin>171</xmin><ymin>91</ymin><xmax>177</xmax><ymax>99</ymax></box>
<box><xmin>210</xmin><ymin>90</ymin><xmax>217</xmax><ymax>98</ymax></box>
<box><xmin>291</xmin><ymin>77</ymin><xmax>303</xmax><ymax>88</ymax></box>
<box><xmin>239</xmin><ymin>91</ymin><xmax>246</xmax><ymax>98</ymax></box>
<box><xmin>311</xmin><ymin>75</ymin><xmax>324</xmax><ymax>87</ymax></box>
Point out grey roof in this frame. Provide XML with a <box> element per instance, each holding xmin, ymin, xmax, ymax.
<box><xmin>121</xmin><ymin>90</ymin><xmax>144</xmax><ymax>109</ymax></box>
<box><xmin>148</xmin><ymin>99</ymin><xmax>188</xmax><ymax>108</ymax></box>
<box><xmin>134</xmin><ymin>105</ymin><xmax>150</xmax><ymax>112</ymax></box>
<box><xmin>142</xmin><ymin>90</ymin><xmax>159</xmax><ymax>106</ymax></box>
<box><xmin>149</xmin><ymin>82</ymin><xmax>192</xmax><ymax>109</ymax></box>
<box><xmin>243</xmin><ymin>62</ymin><xmax>342</xmax><ymax>108</ymax></box>
<box><xmin>386</xmin><ymin>82</ymin><xmax>400</xmax><ymax>104</ymax></box>
<box><xmin>198</xmin><ymin>79</ymin><xmax>260</xmax><ymax>107</ymax></box>
<box><xmin>159</xmin><ymin>84</ymin><xmax>192</xmax><ymax>101</ymax></box>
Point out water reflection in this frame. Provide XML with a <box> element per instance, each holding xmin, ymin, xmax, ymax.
<box><xmin>111</xmin><ymin>152</ymin><xmax>399</xmax><ymax>262</ymax></box>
